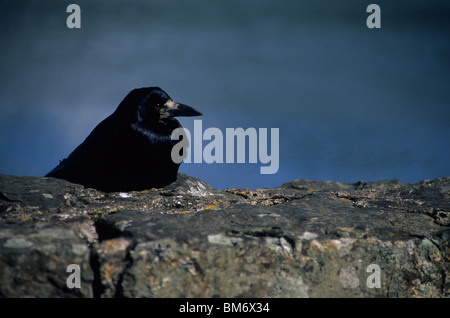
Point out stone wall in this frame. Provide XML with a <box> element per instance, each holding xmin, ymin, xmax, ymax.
<box><xmin>0</xmin><ymin>174</ymin><xmax>449</xmax><ymax>297</ymax></box>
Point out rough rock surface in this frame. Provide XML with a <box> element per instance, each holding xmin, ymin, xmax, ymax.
<box><xmin>0</xmin><ymin>173</ymin><xmax>449</xmax><ymax>297</ymax></box>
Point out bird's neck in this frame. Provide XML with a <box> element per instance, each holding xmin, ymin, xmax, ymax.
<box><xmin>133</xmin><ymin>117</ymin><xmax>180</xmax><ymax>135</ymax></box>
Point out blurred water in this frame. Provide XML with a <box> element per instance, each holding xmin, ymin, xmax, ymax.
<box><xmin>1</xmin><ymin>0</ymin><xmax>449</xmax><ymax>189</ymax></box>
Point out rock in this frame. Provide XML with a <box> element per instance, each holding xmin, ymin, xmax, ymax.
<box><xmin>0</xmin><ymin>173</ymin><xmax>449</xmax><ymax>297</ymax></box>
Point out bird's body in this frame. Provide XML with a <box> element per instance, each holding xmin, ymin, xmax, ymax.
<box><xmin>45</xmin><ymin>87</ymin><xmax>202</xmax><ymax>192</ymax></box>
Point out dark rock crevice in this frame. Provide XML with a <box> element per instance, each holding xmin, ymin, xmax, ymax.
<box><xmin>89</xmin><ymin>247</ymin><xmax>104</xmax><ymax>298</ymax></box>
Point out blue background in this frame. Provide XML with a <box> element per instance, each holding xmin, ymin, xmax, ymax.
<box><xmin>1</xmin><ymin>0</ymin><xmax>449</xmax><ymax>189</ymax></box>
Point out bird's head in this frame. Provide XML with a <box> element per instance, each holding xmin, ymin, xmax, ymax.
<box><xmin>116</xmin><ymin>87</ymin><xmax>202</xmax><ymax>124</ymax></box>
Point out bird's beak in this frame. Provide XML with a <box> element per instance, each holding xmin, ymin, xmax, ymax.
<box><xmin>165</xmin><ymin>100</ymin><xmax>202</xmax><ymax>117</ymax></box>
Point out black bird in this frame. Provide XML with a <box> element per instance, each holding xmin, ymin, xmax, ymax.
<box><xmin>45</xmin><ymin>87</ymin><xmax>202</xmax><ymax>192</ymax></box>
